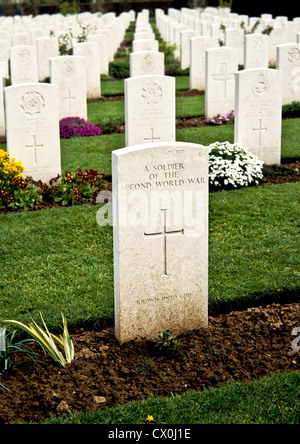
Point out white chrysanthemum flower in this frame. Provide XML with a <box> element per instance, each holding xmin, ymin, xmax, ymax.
<box><xmin>208</xmin><ymin>142</ymin><xmax>264</xmax><ymax>189</ymax></box>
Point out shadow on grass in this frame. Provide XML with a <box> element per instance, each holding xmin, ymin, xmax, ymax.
<box><xmin>209</xmin><ymin>288</ymin><xmax>300</xmax><ymax>317</ymax></box>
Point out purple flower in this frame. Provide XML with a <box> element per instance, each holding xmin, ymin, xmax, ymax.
<box><xmin>59</xmin><ymin>117</ymin><xmax>102</xmax><ymax>139</ymax></box>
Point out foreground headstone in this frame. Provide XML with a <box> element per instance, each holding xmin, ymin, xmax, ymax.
<box><xmin>112</xmin><ymin>141</ymin><xmax>208</xmax><ymax>343</ymax></box>
<box><xmin>234</xmin><ymin>68</ymin><xmax>283</xmax><ymax>164</ymax></box>
<box><xmin>50</xmin><ymin>55</ymin><xmax>87</xmax><ymax>120</ymax></box>
<box><xmin>125</xmin><ymin>75</ymin><xmax>175</xmax><ymax>146</ymax></box>
<box><xmin>4</xmin><ymin>83</ymin><xmax>61</xmax><ymax>182</ymax></box>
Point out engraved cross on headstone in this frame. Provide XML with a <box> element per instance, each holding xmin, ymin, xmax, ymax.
<box><xmin>26</xmin><ymin>135</ymin><xmax>43</xmax><ymax>164</ymax></box>
<box><xmin>63</xmin><ymin>90</ymin><xmax>76</xmax><ymax>110</ymax></box>
<box><xmin>144</xmin><ymin>208</ymin><xmax>184</xmax><ymax>276</ymax></box>
<box><xmin>144</xmin><ymin>127</ymin><xmax>160</xmax><ymax>143</ymax></box>
<box><xmin>252</xmin><ymin>119</ymin><xmax>267</xmax><ymax>145</ymax></box>
<box><xmin>20</xmin><ymin>72</ymin><xmax>31</xmax><ymax>82</ymax></box>
<box><xmin>212</xmin><ymin>62</ymin><xmax>234</xmax><ymax>99</ymax></box>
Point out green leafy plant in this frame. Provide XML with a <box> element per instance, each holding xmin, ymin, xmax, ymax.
<box><xmin>0</xmin><ymin>151</ymin><xmax>43</xmax><ymax>210</ymax></box>
<box><xmin>262</xmin><ymin>25</ymin><xmax>273</xmax><ymax>35</ymax></box>
<box><xmin>240</xmin><ymin>19</ymin><xmax>261</xmax><ymax>35</ymax></box>
<box><xmin>218</xmin><ymin>23</ymin><xmax>226</xmax><ymax>46</ymax></box>
<box><xmin>8</xmin><ymin>186</ymin><xmax>42</xmax><ymax>210</ymax></box>
<box><xmin>135</xmin><ymin>355</ymin><xmax>155</xmax><ymax>376</ymax></box>
<box><xmin>2</xmin><ymin>313</ymin><xmax>74</xmax><ymax>368</ymax></box>
<box><xmin>282</xmin><ymin>101</ymin><xmax>300</xmax><ymax>119</ymax></box>
<box><xmin>47</xmin><ymin>169</ymin><xmax>106</xmax><ymax>206</ymax></box>
<box><xmin>262</xmin><ymin>164</ymin><xmax>296</xmax><ymax>179</ymax></box>
<box><xmin>109</xmin><ymin>59</ymin><xmax>130</xmax><ymax>80</ymax></box>
<box><xmin>0</xmin><ymin>327</ymin><xmax>44</xmax><ymax>371</ymax></box>
<box><xmin>59</xmin><ymin>0</ymin><xmax>80</xmax><ymax>16</ymax></box>
<box><xmin>155</xmin><ymin>330</ymin><xmax>180</xmax><ymax>352</ymax></box>
<box><xmin>56</xmin><ymin>29</ymin><xmax>74</xmax><ymax>55</ymax></box>
<box><xmin>0</xmin><ymin>327</ymin><xmax>47</xmax><ymax>392</ymax></box>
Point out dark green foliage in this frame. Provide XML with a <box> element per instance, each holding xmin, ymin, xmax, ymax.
<box><xmin>282</xmin><ymin>101</ymin><xmax>300</xmax><ymax>119</ymax></box>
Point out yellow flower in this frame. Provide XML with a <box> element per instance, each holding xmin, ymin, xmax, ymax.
<box><xmin>145</xmin><ymin>415</ymin><xmax>155</xmax><ymax>423</ymax></box>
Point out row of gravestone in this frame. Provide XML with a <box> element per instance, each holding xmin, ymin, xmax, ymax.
<box><xmin>0</xmin><ymin>10</ymin><xmax>134</xmax><ymax>81</ymax></box>
<box><xmin>157</xmin><ymin>6</ymin><xmax>300</xmax><ymax>65</ymax></box>
<box><xmin>156</xmin><ymin>7</ymin><xmax>300</xmax><ymax>105</ymax></box>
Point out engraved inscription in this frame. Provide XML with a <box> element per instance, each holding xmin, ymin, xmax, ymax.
<box><xmin>144</xmin><ymin>127</ymin><xmax>160</xmax><ymax>143</ymax></box>
<box><xmin>18</xmin><ymin>49</ymin><xmax>30</xmax><ymax>62</ymax></box>
<box><xmin>292</xmin><ymin>67</ymin><xmax>300</xmax><ymax>92</ymax></box>
<box><xmin>253</xmin><ymin>37</ymin><xmax>264</xmax><ymax>50</ymax></box>
<box><xmin>141</xmin><ymin>82</ymin><xmax>162</xmax><ymax>105</ymax></box>
<box><xmin>288</xmin><ymin>47</ymin><xmax>300</xmax><ymax>63</ymax></box>
<box><xmin>141</xmin><ymin>54</ymin><xmax>155</xmax><ymax>72</ymax></box>
<box><xmin>253</xmin><ymin>73</ymin><xmax>269</xmax><ymax>96</ymax></box>
<box><xmin>211</xmin><ymin>62</ymin><xmax>234</xmax><ymax>99</ymax></box>
<box><xmin>61</xmin><ymin>60</ymin><xmax>75</xmax><ymax>77</ymax></box>
<box><xmin>252</xmin><ymin>119</ymin><xmax>267</xmax><ymax>145</ymax></box>
<box><xmin>144</xmin><ymin>208</ymin><xmax>184</xmax><ymax>276</ymax></box>
<box><xmin>63</xmin><ymin>90</ymin><xmax>76</xmax><ymax>110</ymax></box>
<box><xmin>21</xmin><ymin>91</ymin><xmax>45</xmax><ymax>116</ymax></box>
<box><xmin>26</xmin><ymin>135</ymin><xmax>43</xmax><ymax>164</ymax></box>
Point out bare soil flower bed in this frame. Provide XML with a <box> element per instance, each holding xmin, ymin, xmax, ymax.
<box><xmin>0</xmin><ymin>302</ymin><xmax>299</xmax><ymax>424</ymax></box>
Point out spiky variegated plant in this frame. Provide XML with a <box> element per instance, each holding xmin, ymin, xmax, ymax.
<box><xmin>2</xmin><ymin>313</ymin><xmax>74</xmax><ymax>368</ymax></box>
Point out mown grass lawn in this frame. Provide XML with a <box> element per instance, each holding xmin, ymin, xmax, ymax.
<box><xmin>0</xmin><ymin>180</ymin><xmax>298</xmax><ymax>330</ymax></box>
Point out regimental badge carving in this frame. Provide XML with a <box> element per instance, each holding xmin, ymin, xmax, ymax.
<box><xmin>61</xmin><ymin>60</ymin><xmax>75</xmax><ymax>77</ymax></box>
<box><xmin>20</xmin><ymin>91</ymin><xmax>45</xmax><ymax>116</ymax></box>
<box><xmin>141</xmin><ymin>82</ymin><xmax>162</xmax><ymax>105</ymax></box>
<box><xmin>253</xmin><ymin>37</ymin><xmax>264</xmax><ymax>50</ymax></box>
<box><xmin>288</xmin><ymin>47</ymin><xmax>300</xmax><ymax>63</ymax></box>
<box><xmin>141</xmin><ymin>54</ymin><xmax>155</xmax><ymax>73</ymax></box>
<box><xmin>253</xmin><ymin>73</ymin><xmax>269</xmax><ymax>96</ymax></box>
<box><xmin>18</xmin><ymin>49</ymin><xmax>31</xmax><ymax>63</ymax></box>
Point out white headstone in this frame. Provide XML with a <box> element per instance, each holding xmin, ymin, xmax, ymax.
<box><xmin>244</xmin><ymin>33</ymin><xmax>269</xmax><ymax>69</ymax></box>
<box><xmin>11</xmin><ymin>32</ymin><xmax>30</xmax><ymax>47</ymax></box>
<box><xmin>0</xmin><ymin>75</ymin><xmax>5</xmax><ymax>137</ymax></box>
<box><xmin>130</xmin><ymin>51</ymin><xmax>164</xmax><ymax>77</ymax></box>
<box><xmin>225</xmin><ymin>27</ymin><xmax>244</xmax><ymax>65</ymax></box>
<box><xmin>180</xmin><ymin>29</ymin><xmax>196</xmax><ymax>70</ymax></box>
<box><xmin>0</xmin><ymin>39</ymin><xmax>9</xmax><ymax>79</ymax></box>
<box><xmin>50</xmin><ymin>55</ymin><xmax>87</xmax><ymax>120</ymax></box>
<box><xmin>234</xmin><ymin>68</ymin><xmax>283</xmax><ymax>164</ymax></box>
<box><xmin>132</xmin><ymin>39</ymin><xmax>159</xmax><ymax>53</ymax></box>
<box><xmin>10</xmin><ymin>45</ymin><xmax>39</xmax><ymax>85</ymax></box>
<box><xmin>73</xmin><ymin>42</ymin><xmax>101</xmax><ymax>99</ymax></box>
<box><xmin>4</xmin><ymin>83</ymin><xmax>61</xmax><ymax>183</ymax></box>
<box><xmin>190</xmin><ymin>36</ymin><xmax>211</xmax><ymax>91</ymax></box>
<box><xmin>36</xmin><ymin>37</ymin><xmax>59</xmax><ymax>81</ymax></box>
<box><xmin>87</xmin><ymin>31</ymin><xmax>109</xmax><ymax>75</ymax></box>
<box><xmin>205</xmin><ymin>47</ymin><xmax>238</xmax><ymax>119</ymax></box>
<box><xmin>276</xmin><ymin>43</ymin><xmax>300</xmax><ymax>105</ymax></box>
<box><xmin>125</xmin><ymin>75</ymin><xmax>175</xmax><ymax>146</ymax></box>
<box><xmin>112</xmin><ymin>141</ymin><xmax>209</xmax><ymax>343</ymax></box>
